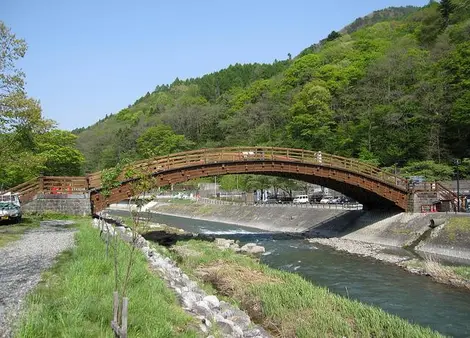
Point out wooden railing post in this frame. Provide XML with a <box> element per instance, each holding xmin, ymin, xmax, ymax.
<box><xmin>38</xmin><ymin>176</ymin><xmax>44</xmax><ymax>194</ymax></box>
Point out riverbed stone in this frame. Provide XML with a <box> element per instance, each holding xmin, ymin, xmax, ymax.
<box><xmin>114</xmin><ymin>226</ymin><xmax>126</xmax><ymax>234</ymax></box>
<box><xmin>216</xmin><ymin>318</ymin><xmax>243</xmax><ymax>337</ymax></box>
<box><xmin>194</xmin><ymin>300</ymin><xmax>213</xmax><ymax>318</ymax></box>
<box><xmin>240</xmin><ymin>243</ymin><xmax>266</xmax><ymax>254</ymax></box>
<box><xmin>214</xmin><ymin>238</ymin><xmax>235</xmax><ymax>249</ymax></box>
<box><xmin>203</xmin><ymin>295</ymin><xmax>220</xmax><ymax>309</ymax></box>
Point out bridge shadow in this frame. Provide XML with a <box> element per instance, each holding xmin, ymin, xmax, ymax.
<box><xmin>302</xmin><ymin>210</ymin><xmax>402</xmax><ymax>238</ymax></box>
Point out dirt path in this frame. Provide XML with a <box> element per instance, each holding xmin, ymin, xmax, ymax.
<box><xmin>0</xmin><ymin>223</ymin><xmax>75</xmax><ymax>338</ymax></box>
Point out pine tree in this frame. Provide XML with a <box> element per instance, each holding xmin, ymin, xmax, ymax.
<box><xmin>440</xmin><ymin>0</ymin><xmax>455</xmax><ymax>27</ymax></box>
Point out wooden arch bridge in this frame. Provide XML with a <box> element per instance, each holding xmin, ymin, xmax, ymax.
<box><xmin>7</xmin><ymin>147</ymin><xmax>420</xmax><ymax>213</ymax></box>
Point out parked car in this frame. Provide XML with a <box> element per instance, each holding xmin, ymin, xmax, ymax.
<box><xmin>278</xmin><ymin>196</ymin><xmax>294</xmax><ymax>204</ymax></box>
<box><xmin>309</xmin><ymin>193</ymin><xmax>324</xmax><ymax>204</ymax></box>
<box><xmin>339</xmin><ymin>196</ymin><xmax>355</xmax><ymax>204</ymax></box>
<box><xmin>319</xmin><ymin>196</ymin><xmax>335</xmax><ymax>204</ymax></box>
<box><xmin>0</xmin><ymin>202</ymin><xmax>22</xmax><ymax>224</ymax></box>
<box><xmin>329</xmin><ymin>197</ymin><xmax>342</xmax><ymax>204</ymax></box>
<box><xmin>293</xmin><ymin>195</ymin><xmax>309</xmax><ymax>204</ymax></box>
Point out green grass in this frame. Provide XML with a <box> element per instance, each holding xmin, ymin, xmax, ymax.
<box><xmin>452</xmin><ymin>266</ymin><xmax>470</xmax><ymax>280</ymax></box>
<box><xmin>171</xmin><ymin>240</ymin><xmax>443</xmax><ymax>338</ymax></box>
<box><xmin>443</xmin><ymin>217</ymin><xmax>470</xmax><ymax>240</ymax></box>
<box><xmin>170</xmin><ymin>199</ymin><xmax>194</xmax><ymax>205</ymax></box>
<box><xmin>16</xmin><ymin>220</ymin><xmax>198</xmax><ymax>338</ymax></box>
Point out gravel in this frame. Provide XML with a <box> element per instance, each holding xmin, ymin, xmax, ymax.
<box><xmin>0</xmin><ymin>222</ymin><xmax>76</xmax><ymax>338</ymax></box>
<box><xmin>307</xmin><ymin>237</ymin><xmax>412</xmax><ymax>264</ymax></box>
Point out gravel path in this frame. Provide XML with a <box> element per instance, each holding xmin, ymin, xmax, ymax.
<box><xmin>0</xmin><ymin>222</ymin><xmax>76</xmax><ymax>338</ymax></box>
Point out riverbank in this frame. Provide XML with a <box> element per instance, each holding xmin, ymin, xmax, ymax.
<box><xmin>145</xmin><ymin>202</ymin><xmax>352</xmax><ymax>233</ymax></box>
<box><xmin>124</xmin><ymin>217</ymin><xmax>442</xmax><ymax>337</ymax></box>
<box><xmin>141</xmin><ymin>203</ymin><xmax>470</xmax><ymax>290</ymax></box>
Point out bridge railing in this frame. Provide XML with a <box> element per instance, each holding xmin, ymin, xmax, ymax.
<box><xmin>6</xmin><ymin>176</ymin><xmax>89</xmax><ymax>203</ymax></box>
<box><xmin>87</xmin><ymin>147</ymin><xmax>407</xmax><ymax>191</ymax></box>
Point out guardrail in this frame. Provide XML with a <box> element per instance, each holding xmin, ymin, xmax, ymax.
<box><xmin>197</xmin><ymin>197</ymin><xmax>363</xmax><ymax>210</ymax></box>
<box><xmin>87</xmin><ymin>147</ymin><xmax>408</xmax><ymax>191</ymax></box>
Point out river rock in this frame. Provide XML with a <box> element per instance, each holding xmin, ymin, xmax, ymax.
<box><xmin>203</xmin><ymin>295</ymin><xmax>220</xmax><ymax>309</ymax></box>
<box><xmin>240</xmin><ymin>243</ymin><xmax>265</xmax><ymax>254</ymax></box>
<box><xmin>228</xmin><ymin>309</ymin><xmax>251</xmax><ymax>329</ymax></box>
<box><xmin>216</xmin><ymin>318</ymin><xmax>243</xmax><ymax>337</ymax></box>
<box><xmin>194</xmin><ymin>300</ymin><xmax>213</xmax><ymax>318</ymax></box>
<box><xmin>214</xmin><ymin>238</ymin><xmax>235</xmax><ymax>249</ymax></box>
<box><xmin>114</xmin><ymin>226</ymin><xmax>126</xmax><ymax>234</ymax></box>
<box><xmin>199</xmin><ymin>323</ymin><xmax>208</xmax><ymax>334</ymax></box>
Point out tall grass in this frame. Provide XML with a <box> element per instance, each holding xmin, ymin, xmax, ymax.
<box><xmin>172</xmin><ymin>240</ymin><xmax>443</xmax><ymax>338</ymax></box>
<box><xmin>16</xmin><ymin>220</ymin><xmax>197</xmax><ymax>338</ymax></box>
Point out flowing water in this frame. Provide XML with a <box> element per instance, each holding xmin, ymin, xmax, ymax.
<box><xmin>111</xmin><ymin>210</ymin><xmax>470</xmax><ymax>337</ymax></box>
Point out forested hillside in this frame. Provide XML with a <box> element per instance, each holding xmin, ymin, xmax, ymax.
<box><xmin>75</xmin><ymin>1</ymin><xmax>470</xmax><ymax>180</ymax></box>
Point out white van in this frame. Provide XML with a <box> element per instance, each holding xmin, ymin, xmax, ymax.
<box><xmin>293</xmin><ymin>195</ymin><xmax>309</xmax><ymax>204</ymax></box>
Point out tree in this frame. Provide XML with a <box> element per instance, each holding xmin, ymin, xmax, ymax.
<box><xmin>439</xmin><ymin>0</ymin><xmax>455</xmax><ymax>27</ymax></box>
<box><xmin>136</xmin><ymin>125</ymin><xmax>194</xmax><ymax>158</ymax></box>
<box><xmin>36</xmin><ymin>130</ymin><xmax>85</xmax><ymax>176</ymax></box>
<box><xmin>401</xmin><ymin>160</ymin><xmax>454</xmax><ymax>180</ymax></box>
<box><xmin>286</xmin><ymin>82</ymin><xmax>335</xmax><ymax>150</ymax></box>
<box><xmin>326</xmin><ymin>31</ymin><xmax>341</xmax><ymax>41</ymax></box>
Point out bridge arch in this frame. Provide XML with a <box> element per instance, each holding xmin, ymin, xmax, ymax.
<box><xmin>89</xmin><ymin>147</ymin><xmax>409</xmax><ymax>213</ymax></box>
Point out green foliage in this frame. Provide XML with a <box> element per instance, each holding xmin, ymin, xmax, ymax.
<box><xmin>326</xmin><ymin>30</ymin><xmax>341</xmax><ymax>41</ymax></box>
<box><xmin>283</xmin><ymin>54</ymin><xmax>322</xmax><ymax>87</ymax></box>
<box><xmin>100</xmin><ymin>160</ymin><xmax>130</xmax><ymax>199</ymax></box>
<box><xmin>401</xmin><ymin>160</ymin><xmax>454</xmax><ymax>180</ymax></box>
<box><xmin>439</xmin><ymin>0</ymin><xmax>455</xmax><ymax>27</ymax></box>
<box><xmin>136</xmin><ymin>125</ymin><xmax>194</xmax><ymax>158</ymax></box>
<box><xmin>218</xmin><ymin>175</ymin><xmax>240</xmax><ymax>191</ymax></box>
<box><xmin>36</xmin><ymin>130</ymin><xmax>85</xmax><ymax>176</ymax></box>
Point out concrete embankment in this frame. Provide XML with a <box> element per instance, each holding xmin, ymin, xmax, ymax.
<box><xmin>415</xmin><ymin>215</ymin><xmax>470</xmax><ymax>263</ymax></box>
<box><xmin>147</xmin><ymin>203</ymin><xmax>470</xmax><ymax>264</ymax></box>
<box><xmin>150</xmin><ymin>203</ymin><xmax>354</xmax><ymax>233</ymax></box>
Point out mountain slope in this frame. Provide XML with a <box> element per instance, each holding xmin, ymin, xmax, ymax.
<box><xmin>75</xmin><ymin>1</ymin><xmax>470</xmax><ymax>177</ymax></box>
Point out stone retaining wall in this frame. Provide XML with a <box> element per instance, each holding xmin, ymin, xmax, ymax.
<box><xmin>22</xmin><ymin>194</ymin><xmax>91</xmax><ymax>216</ymax></box>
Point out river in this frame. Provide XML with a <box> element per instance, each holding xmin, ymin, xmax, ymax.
<box><xmin>110</xmin><ymin>210</ymin><xmax>470</xmax><ymax>337</ymax></box>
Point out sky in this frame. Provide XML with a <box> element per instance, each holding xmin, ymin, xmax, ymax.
<box><xmin>3</xmin><ymin>0</ymin><xmax>429</xmax><ymax>131</ymax></box>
